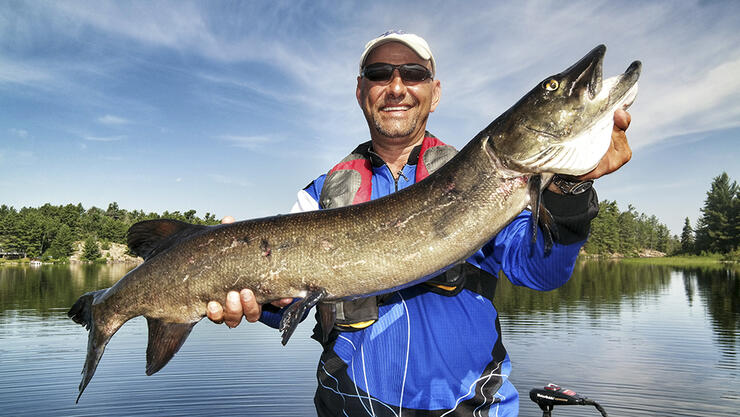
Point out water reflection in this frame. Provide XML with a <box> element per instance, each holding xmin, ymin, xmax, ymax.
<box><xmin>0</xmin><ymin>263</ymin><xmax>136</xmax><ymax>316</ymax></box>
<box><xmin>688</xmin><ymin>267</ymin><xmax>738</xmax><ymax>361</ymax></box>
<box><xmin>0</xmin><ymin>262</ymin><xmax>737</xmax><ymax>416</ymax></box>
<box><xmin>497</xmin><ymin>261</ymin><xmax>739</xmax><ymax>350</ymax></box>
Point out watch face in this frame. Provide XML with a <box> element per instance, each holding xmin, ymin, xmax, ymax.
<box><xmin>554</xmin><ymin>176</ymin><xmax>592</xmax><ymax>195</ymax></box>
<box><xmin>570</xmin><ymin>181</ymin><xmax>593</xmax><ymax>194</ymax></box>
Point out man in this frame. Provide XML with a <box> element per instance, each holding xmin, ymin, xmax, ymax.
<box><xmin>208</xmin><ymin>31</ymin><xmax>632</xmax><ymax>416</ymax></box>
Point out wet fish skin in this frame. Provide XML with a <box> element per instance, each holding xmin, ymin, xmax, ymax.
<box><xmin>69</xmin><ymin>44</ymin><xmax>640</xmax><ymax>402</ymax></box>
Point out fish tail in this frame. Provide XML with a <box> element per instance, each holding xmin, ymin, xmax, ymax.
<box><xmin>68</xmin><ymin>289</ymin><xmax>119</xmax><ymax>403</ymax></box>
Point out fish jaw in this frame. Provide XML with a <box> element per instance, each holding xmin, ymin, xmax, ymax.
<box><xmin>519</xmin><ymin>78</ymin><xmax>639</xmax><ymax>176</ymax></box>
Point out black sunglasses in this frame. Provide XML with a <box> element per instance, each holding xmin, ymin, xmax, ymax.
<box><xmin>361</xmin><ymin>63</ymin><xmax>433</xmax><ymax>83</ymax></box>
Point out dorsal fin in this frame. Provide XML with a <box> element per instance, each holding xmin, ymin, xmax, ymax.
<box><xmin>127</xmin><ymin>219</ymin><xmax>207</xmax><ymax>261</ymax></box>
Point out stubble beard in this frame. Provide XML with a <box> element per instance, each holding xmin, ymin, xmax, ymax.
<box><xmin>371</xmin><ymin>113</ymin><xmax>419</xmax><ymax>139</ymax></box>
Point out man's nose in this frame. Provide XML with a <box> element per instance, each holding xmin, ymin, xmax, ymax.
<box><xmin>387</xmin><ymin>69</ymin><xmax>406</xmax><ymax>97</ymax></box>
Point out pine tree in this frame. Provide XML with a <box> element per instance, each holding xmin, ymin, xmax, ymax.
<box><xmin>696</xmin><ymin>172</ymin><xmax>738</xmax><ymax>253</ymax></box>
<box><xmin>680</xmin><ymin>217</ymin><xmax>694</xmax><ymax>254</ymax></box>
<box><xmin>47</xmin><ymin>224</ymin><xmax>75</xmax><ymax>259</ymax></box>
<box><xmin>82</xmin><ymin>236</ymin><xmax>101</xmax><ymax>261</ymax></box>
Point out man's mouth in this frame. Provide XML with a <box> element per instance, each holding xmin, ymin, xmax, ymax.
<box><xmin>381</xmin><ymin>105</ymin><xmax>411</xmax><ymax>112</ymax></box>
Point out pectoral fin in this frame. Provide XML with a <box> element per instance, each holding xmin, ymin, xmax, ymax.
<box><xmin>145</xmin><ymin>318</ymin><xmax>197</xmax><ymax>376</ymax></box>
<box><xmin>279</xmin><ymin>289</ymin><xmax>327</xmax><ymax>345</ymax></box>
<box><xmin>528</xmin><ymin>175</ymin><xmax>557</xmax><ymax>256</ymax></box>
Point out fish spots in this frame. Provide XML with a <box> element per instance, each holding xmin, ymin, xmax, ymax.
<box><xmin>493</xmin><ymin>176</ymin><xmax>528</xmax><ymax>200</ymax></box>
<box><xmin>260</xmin><ymin>239</ymin><xmax>271</xmax><ymax>257</ymax></box>
<box><xmin>198</xmin><ymin>238</ymin><xmax>215</xmax><ymax>248</ymax></box>
<box><xmin>220</xmin><ymin>239</ymin><xmax>240</xmax><ymax>253</ymax></box>
<box><xmin>320</xmin><ymin>240</ymin><xmax>334</xmax><ymax>251</ymax></box>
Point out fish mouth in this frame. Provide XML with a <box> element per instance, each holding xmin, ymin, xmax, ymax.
<box><xmin>565</xmin><ymin>44</ymin><xmax>641</xmax><ymax>105</ymax></box>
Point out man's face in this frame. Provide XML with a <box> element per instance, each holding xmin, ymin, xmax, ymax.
<box><xmin>357</xmin><ymin>42</ymin><xmax>441</xmax><ymax>142</ymax></box>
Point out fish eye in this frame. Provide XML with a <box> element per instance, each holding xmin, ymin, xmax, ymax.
<box><xmin>543</xmin><ymin>79</ymin><xmax>559</xmax><ymax>91</ymax></box>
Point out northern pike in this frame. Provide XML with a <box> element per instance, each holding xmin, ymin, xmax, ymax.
<box><xmin>69</xmin><ymin>44</ymin><xmax>640</xmax><ymax>401</ymax></box>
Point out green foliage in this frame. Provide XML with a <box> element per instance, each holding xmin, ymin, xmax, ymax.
<box><xmin>681</xmin><ymin>217</ymin><xmax>695</xmax><ymax>254</ymax></box>
<box><xmin>694</xmin><ymin>172</ymin><xmax>739</xmax><ymax>255</ymax></box>
<box><xmin>82</xmin><ymin>236</ymin><xmax>102</xmax><ymax>261</ymax></box>
<box><xmin>47</xmin><ymin>224</ymin><xmax>75</xmax><ymax>259</ymax></box>
<box><xmin>584</xmin><ymin>200</ymin><xmax>679</xmax><ymax>256</ymax></box>
<box><xmin>0</xmin><ymin>202</ymin><xmax>221</xmax><ymax>261</ymax></box>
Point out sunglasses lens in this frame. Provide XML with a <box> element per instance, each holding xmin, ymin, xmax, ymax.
<box><xmin>363</xmin><ymin>64</ymin><xmax>394</xmax><ymax>82</ymax></box>
<box><xmin>399</xmin><ymin>64</ymin><xmax>431</xmax><ymax>82</ymax></box>
<box><xmin>362</xmin><ymin>63</ymin><xmax>431</xmax><ymax>82</ymax></box>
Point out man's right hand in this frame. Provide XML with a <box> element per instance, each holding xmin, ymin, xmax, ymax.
<box><xmin>206</xmin><ymin>289</ymin><xmax>293</xmax><ymax>328</ymax></box>
<box><xmin>207</xmin><ymin>216</ymin><xmax>293</xmax><ymax>328</ymax></box>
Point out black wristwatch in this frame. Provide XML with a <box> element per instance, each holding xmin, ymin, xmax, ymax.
<box><xmin>551</xmin><ymin>175</ymin><xmax>594</xmax><ymax>195</ymax></box>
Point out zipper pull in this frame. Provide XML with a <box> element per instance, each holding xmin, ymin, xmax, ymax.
<box><xmin>397</xmin><ymin>170</ymin><xmax>409</xmax><ymax>181</ymax></box>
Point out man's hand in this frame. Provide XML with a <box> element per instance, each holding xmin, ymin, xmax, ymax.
<box><xmin>547</xmin><ymin>109</ymin><xmax>632</xmax><ymax>194</ymax></box>
<box><xmin>206</xmin><ymin>289</ymin><xmax>293</xmax><ymax>328</ymax></box>
<box><xmin>579</xmin><ymin>109</ymin><xmax>632</xmax><ymax>180</ymax></box>
<box><xmin>206</xmin><ymin>216</ymin><xmax>293</xmax><ymax>328</ymax></box>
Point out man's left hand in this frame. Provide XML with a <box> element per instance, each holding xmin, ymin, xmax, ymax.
<box><xmin>578</xmin><ymin>109</ymin><xmax>632</xmax><ymax>180</ymax></box>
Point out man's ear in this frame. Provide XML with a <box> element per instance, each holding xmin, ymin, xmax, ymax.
<box><xmin>356</xmin><ymin>76</ymin><xmax>363</xmax><ymax>105</ymax></box>
<box><xmin>430</xmin><ymin>80</ymin><xmax>441</xmax><ymax>113</ymax></box>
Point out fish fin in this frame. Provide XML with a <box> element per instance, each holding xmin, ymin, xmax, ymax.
<box><xmin>127</xmin><ymin>219</ymin><xmax>208</xmax><ymax>260</ymax></box>
<box><xmin>279</xmin><ymin>289</ymin><xmax>327</xmax><ymax>346</ymax></box>
<box><xmin>145</xmin><ymin>318</ymin><xmax>197</xmax><ymax>376</ymax></box>
<box><xmin>528</xmin><ymin>175</ymin><xmax>559</xmax><ymax>256</ymax></box>
<box><xmin>317</xmin><ymin>302</ymin><xmax>337</xmax><ymax>344</ymax></box>
<box><xmin>67</xmin><ymin>289</ymin><xmax>119</xmax><ymax>403</ymax></box>
<box><xmin>529</xmin><ymin>174</ymin><xmax>542</xmax><ymax>245</ymax></box>
<box><xmin>537</xmin><ymin>203</ymin><xmax>557</xmax><ymax>256</ymax></box>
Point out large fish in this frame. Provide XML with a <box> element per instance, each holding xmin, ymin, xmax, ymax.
<box><xmin>69</xmin><ymin>44</ymin><xmax>640</xmax><ymax>402</ymax></box>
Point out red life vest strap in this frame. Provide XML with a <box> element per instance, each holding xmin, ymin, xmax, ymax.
<box><xmin>322</xmin><ymin>135</ymin><xmax>451</xmax><ymax>207</ymax></box>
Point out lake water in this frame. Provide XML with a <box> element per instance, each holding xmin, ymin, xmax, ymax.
<box><xmin>0</xmin><ymin>262</ymin><xmax>737</xmax><ymax>416</ymax></box>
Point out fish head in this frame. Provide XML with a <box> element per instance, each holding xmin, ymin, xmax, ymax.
<box><xmin>489</xmin><ymin>44</ymin><xmax>641</xmax><ymax>175</ymax></box>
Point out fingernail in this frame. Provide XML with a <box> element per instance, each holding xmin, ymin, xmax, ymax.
<box><xmin>227</xmin><ymin>291</ymin><xmax>240</xmax><ymax>303</ymax></box>
<box><xmin>207</xmin><ymin>301</ymin><xmax>219</xmax><ymax>313</ymax></box>
<box><xmin>241</xmin><ymin>290</ymin><xmax>253</xmax><ymax>303</ymax></box>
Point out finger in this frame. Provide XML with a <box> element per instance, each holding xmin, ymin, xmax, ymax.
<box><xmin>241</xmin><ymin>289</ymin><xmax>262</xmax><ymax>323</ymax></box>
<box><xmin>223</xmin><ymin>290</ymin><xmax>244</xmax><ymax>328</ymax></box>
<box><xmin>207</xmin><ymin>301</ymin><xmax>224</xmax><ymax>324</ymax></box>
<box><xmin>613</xmin><ymin>109</ymin><xmax>631</xmax><ymax>131</ymax></box>
<box><xmin>271</xmin><ymin>298</ymin><xmax>294</xmax><ymax>308</ymax></box>
<box><xmin>221</xmin><ymin>216</ymin><xmax>235</xmax><ymax>224</ymax></box>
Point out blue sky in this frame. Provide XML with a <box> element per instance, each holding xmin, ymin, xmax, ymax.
<box><xmin>1</xmin><ymin>1</ymin><xmax>738</xmax><ymax>235</ymax></box>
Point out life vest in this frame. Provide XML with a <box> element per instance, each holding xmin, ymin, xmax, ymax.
<box><xmin>316</xmin><ymin>133</ymin><xmax>497</xmax><ymax>337</ymax></box>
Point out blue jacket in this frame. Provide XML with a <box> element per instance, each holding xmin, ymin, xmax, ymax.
<box><xmin>261</xmin><ymin>142</ymin><xmax>597</xmax><ymax>416</ymax></box>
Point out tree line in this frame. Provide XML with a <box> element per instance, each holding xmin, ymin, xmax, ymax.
<box><xmin>0</xmin><ymin>202</ymin><xmax>219</xmax><ymax>261</ymax></box>
<box><xmin>584</xmin><ymin>171</ymin><xmax>738</xmax><ymax>257</ymax></box>
<box><xmin>583</xmin><ymin>200</ymin><xmax>679</xmax><ymax>255</ymax></box>
<box><xmin>1</xmin><ymin>171</ymin><xmax>737</xmax><ymax>261</ymax></box>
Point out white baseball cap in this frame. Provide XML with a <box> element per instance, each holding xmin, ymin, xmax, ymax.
<box><xmin>359</xmin><ymin>30</ymin><xmax>436</xmax><ymax>77</ymax></box>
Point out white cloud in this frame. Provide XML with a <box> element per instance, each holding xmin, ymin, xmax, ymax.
<box><xmin>97</xmin><ymin>115</ymin><xmax>130</xmax><ymax>125</ymax></box>
<box><xmin>217</xmin><ymin>134</ymin><xmax>273</xmax><ymax>150</ymax></box>
<box><xmin>208</xmin><ymin>174</ymin><xmax>250</xmax><ymax>188</ymax></box>
<box><xmin>83</xmin><ymin>135</ymin><xmax>126</xmax><ymax>142</ymax></box>
<box><xmin>9</xmin><ymin>128</ymin><xmax>29</xmax><ymax>139</ymax></box>
<box><xmin>0</xmin><ymin>60</ymin><xmax>53</xmax><ymax>86</ymax></box>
